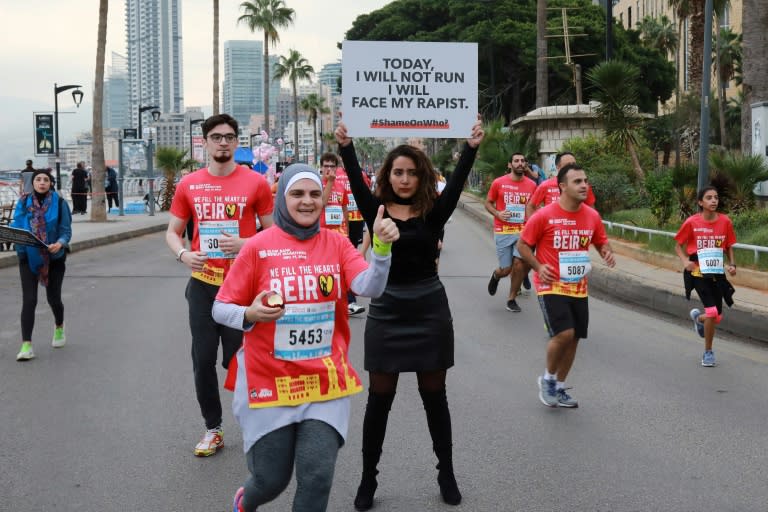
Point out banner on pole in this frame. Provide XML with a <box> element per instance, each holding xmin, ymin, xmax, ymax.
<box><xmin>34</xmin><ymin>114</ymin><xmax>55</xmax><ymax>156</ymax></box>
<box><xmin>341</xmin><ymin>41</ymin><xmax>478</xmax><ymax>138</ymax></box>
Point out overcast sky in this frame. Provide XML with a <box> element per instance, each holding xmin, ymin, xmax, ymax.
<box><xmin>0</xmin><ymin>0</ymin><xmax>391</xmax><ymax>168</ymax></box>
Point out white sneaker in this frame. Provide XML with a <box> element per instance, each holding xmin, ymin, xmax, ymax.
<box><xmin>52</xmin><ymin>325</ymin><xmax>66</xmax><ymax>348</ymax></box>
<box><xmin>348</xmin><ymin>303</ymin><xmax>366</xmax><ymax>315</ymax></box>
<box><xmin>16</xmin><ymin>342</ymin><xmax>35</xmax><ymax>361</ymax></box>
<box><xmin>194</xmin><ymin>427</ymin><xmax>224</xmax><ymax>457</ymax></box>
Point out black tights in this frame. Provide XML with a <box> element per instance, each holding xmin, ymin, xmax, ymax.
<box><xmin>19</xmin><ymin>256</ymin><xmax>66</xmax><ymax>341</ymax></box>
<box><xmin>368</xmin><ymin>369</ymin><xmax>447</xmax><ymax>395</ymax></box>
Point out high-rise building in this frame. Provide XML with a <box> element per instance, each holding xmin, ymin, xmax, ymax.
<box><xmin>222</xmin><ymin>41</ymin><xmax>280</xmax><ymax>131</ymax></box>
<box><xmin>126</xmin><ymin>0</ymin><xmax>184</xmax><ymax>136</ymax></box>
<box><xmin>318</xmin><ymin>61</ymin><xmax>342</xmax><ymax>95</ymax></box>
<box><xmin>103</xmin><ymin>52</ymin><xmax>130</xmax><ymax>131</ymax></box>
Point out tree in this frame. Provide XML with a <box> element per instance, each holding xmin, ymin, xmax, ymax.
<box><xmin>155</xmin><ymin>147</ymin><xmax>197</xmax><ymax>212</ymax></box>
<box><xmin>535</xmin><ymin>0</ymin><xmax>547</xmax><ymax>108</ymax></box>
<box><xmin>299</xmin><ymin>93</ymin><xmax>329</xmax><ymax>164</ymax></box>
<box><xmin>740</xmin><ymin>0</ymin><xmax>767</xmax><ymax>153</ymax></box>
<box><xmin>238</xmin><ymin>0</ymin><xmax>295</xmax><ymax>133</ymax></box>
<box><xmin>90</xmin><ymin>0</ymin><xmax>108</xmax><ymax>222</ymax></box>
<box><xmin>710</xmin><ymin>153</ymin><xmax>768</xmax><ymax>212</ymax></box>
<box><xmin>714</xmin><ymin>27</ymin><xmax>741</xmax><ymax>148</ymax></box>
<box><xmin>273</xmin><ymin>49</ymin><xmax>314</xmax><ymax>162</ymax></box>
<box><xmin>474</xmin><ymin>119</ymin><xmax>540</xmax><ymax>187</ymax></box>
<box><xmin>213</xmin><ymin>0</ymin><xmax>220</xmax><ymax>115</ymax></box>
<box><xmin>586</xmin><ymin>60</ymin><xmax>645</xmax><ymax>181</ymax></box>
<box><xmin>638</xmin><ymin>15</ymin><xmax>678</xmax><ymax>57</ymax></box>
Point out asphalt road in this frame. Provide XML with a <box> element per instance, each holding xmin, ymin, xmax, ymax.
<box><xmin>0</xmin><ymin>210</ymin><xmax>766</xmax><ymax>511</ymax></box>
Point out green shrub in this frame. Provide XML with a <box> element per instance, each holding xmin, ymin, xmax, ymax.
<box><xmin>589</xmin><ymin>170</ymin><xmax>636</xmax><ymax>214</ymax></box>
<box><xmin>644</xmin><ymin>169</ymin><xmax>675</xmax><ymax>227</ymax></box>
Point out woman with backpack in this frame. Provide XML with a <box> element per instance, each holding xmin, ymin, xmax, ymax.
<box><xmin>12</xmin><ymin>168</ymin><xmax>72</xmax><ymax>361</ymax></box>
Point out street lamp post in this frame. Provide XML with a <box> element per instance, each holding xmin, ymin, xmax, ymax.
<box><xmin>189</xmin><ymin>118</ymin><xmax>204</xmax><ymax>165</ymax></box>
<box><xmin>138</xmin><ymin>105</ymin><xmax>160</xmax><ymax>139</ymax></box>
<box><xmin>53</xmin><ymin>83</ymin><xmax>84</xmax><ymax>190</ymax></box>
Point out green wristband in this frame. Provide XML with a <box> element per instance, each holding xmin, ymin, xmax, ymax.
<box><xmin>372</xmin><ymin>233</ymin><xmax>392</xmax><ymax>257</ymax></box>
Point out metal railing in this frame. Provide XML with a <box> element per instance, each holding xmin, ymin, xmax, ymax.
<box><xmin>603</xmin><ymin>220</ymin><xmax>768</xmax><ymax>265</ymax></box>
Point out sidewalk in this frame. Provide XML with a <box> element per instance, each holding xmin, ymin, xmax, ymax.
<box><xmin>457</xmin><ymin>192</ymin><xmax>768</xmax><ymax>344</ymax></box>
<box><xmin>0</xmin><ymin>204</ymin><xmax>170</xmax><ymax>270</ymax></box>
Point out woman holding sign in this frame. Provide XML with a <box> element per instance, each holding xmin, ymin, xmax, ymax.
<box><xmin>212</xmin><ymin>164</ymin><xmax>399</xmax><ymax>512</ymax></box>
<box><xmin>674</xmin><ymin>186</ymin><xmax>737</xmax><ymax>367</ymax></box>
<box><xmin>12</xmin><ymin>169</ymin><xmax>72</xmax><ymax>361</ymax></box>
<box><xmin>335</xmin><ymin>117</ymin><xmax>484</xmax><ymax>509</ymax></box>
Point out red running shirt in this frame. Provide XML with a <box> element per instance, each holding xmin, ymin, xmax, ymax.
<box><xmin>486</xmin><ymin>174</ymin><xmax>537</xmax><ymax>234</ymax></box>
<box><xmin>674</xmin><ymin>213</ymin><xmax>736</xmax><ymax>276</ymax></box>
<box><xmin>529</xmin><ymin>177</ymin><xmax>596</xmax><ymax>209</ymax></box>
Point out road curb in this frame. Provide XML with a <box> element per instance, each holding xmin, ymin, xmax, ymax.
<box><xmin>457</xmin><ymin>192</ymin><xmax>768</xmax><ymax>344</ymax></box>
<box><xmin>0</xmin><ymin>223</ymin><xmax>167</xmax><ymax>270</ymax></box>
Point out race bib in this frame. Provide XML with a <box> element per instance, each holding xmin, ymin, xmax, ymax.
<box><xmin>347</xmin><ymin>193</ymin><xmax>358</xmax><ymax>212</ymax></box>
<box><xmin>199</xmin><ymin>220</ymin><xmax>239</xmax><ymax>259</ymax></box>
<box><xmin>505</xmin><ymin>203</ymin><xmax>525</xmax><ymax>224</ymax></box>
<box><xmin>559</xmin><ymin>251</ymin><xmax>591</xmax><ymax>283</ymax></box>
<box><xmin>324</xmin><ymin>205</ymin><xmax>343</xmax><ymax>226</ymax></box>
<box><xmin>697</xmin><ymin>248</ymin><xmax>724</xmax><ymax>274</ymax></box>
<box><xmin>274</xmin><ymin>302</ymin><xmax>335</xmax><ymax>361</ymax></box>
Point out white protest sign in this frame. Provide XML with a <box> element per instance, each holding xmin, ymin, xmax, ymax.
<box><xmin>341</xmin><ymin>41</ymin><xmax>478</xmax><ymax>138</ymax></box>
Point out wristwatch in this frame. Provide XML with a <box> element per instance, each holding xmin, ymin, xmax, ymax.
<box><xmin>176</xmin><ymin>247</ymin><xmax>188</xmax><ymax>262</ymax></box>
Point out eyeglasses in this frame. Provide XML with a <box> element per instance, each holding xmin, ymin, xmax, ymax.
<box><xmin>207</xmin><ymin>133</ymin><xmax>237</xmax><ymax>143</ymax></box>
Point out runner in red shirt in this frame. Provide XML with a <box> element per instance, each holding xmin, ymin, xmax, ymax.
<box><xmin>518</xmin><ymin>163</ymin><xmax>615</xmax><ymax>408</ymax></box>
<box><xmin>165</xmin><ymin>114</ymin><xmax>274</xmax><ymax>457</ymax></box>
<box><xmin>484</xmin><ymin>152</ymin><xmax>538</xmax><ymax>313</ymax></box>
<box><xmin>526</xmin><ymin>152</ymin><xmax>596</xmax><ymax>219</ymax></box>
<box><xmin>674</xmin><ymin>186</ymin><xmax>737</xmax><ymax>367</ymax></box>
<box><xmin>211</xmin><ymin>164</ymin><xmax>399</xmax><ymax>512</ymax></box>
<box><xmin>319</xmin><ymin>155</ymin><xmax>349</xmax><ymax>236</ymax></box>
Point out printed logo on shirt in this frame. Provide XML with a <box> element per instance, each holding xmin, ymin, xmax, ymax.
<box><xmin>318</xmin><ymin>274</ymin><xmax>335</xmax><ymax>297</ymax></box>
<box><xmin>250</xmin><ymin>388</ymin><xmax>273</xmax><ymax>399</ymax></box>
<box><xmin>258</xmin><ymin>248</ymin><xmax>309</xmax><ymax>260</ymax></box>
<box><xmin>225</xmin><ymin>203</ymin><xmax>237</xmax><ymax>218</ymax></box>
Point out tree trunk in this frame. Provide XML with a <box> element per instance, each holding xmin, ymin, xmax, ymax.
<box><xmin>292</xmin><ymin>82</ymin><xmax>299</xmax><ymax>163</ymax></box>
<box><xmin>535</xmin><ymin>0</ymin><xmax>548</xmax><ymax>108</ymax></box>
<box><xmin>627</xmin><ymin>139</ymin><xmax>645</xmax><ymax>182</ymax></box>
<box><xmin>714</xmin><ymin>21</ymin><xmax>727</xmax><ymax>147</ymax></box>
<box><xmin>312</xmin><ymin>114</ymin><xmax>318</xmax><ymax>165</ymax></box>
<box><xmin>91</xmin><ymin>0</ymin><xmax>108</xmax><ymax>222</ymax></box>
<box><xmin>741</xmin><ymin>0</ymin><xmax>768</xmax><ymax>154</ymax></box>
<box><xmin>213</xmin><ymin>0</ymin><xmax>219</xmax><ymax>115</ymax></box>
<box><xmin>264</xmin><ymin>32</ymin><xmax>271</xmax><ymax>133</ymax></box>
<box><xmin>687</xmin><ymin>1</ymin><xmax>706</xmax><ymax>96</ymax></box>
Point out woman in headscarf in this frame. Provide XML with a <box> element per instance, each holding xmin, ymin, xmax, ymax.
<box><xmin>12</xmin><ymin>168</ymin><xmax>72</xmax><ymax>361</ymax></box>
<box><xmin>212</xmin><ymin>163</ymin><xmax>399</xmax><ymax>512</ymax></box>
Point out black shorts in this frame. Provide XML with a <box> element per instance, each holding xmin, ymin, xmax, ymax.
<box><xmin>691</xmin><ymin>275</ymin><xmax>724</xmax><ymax>315</ymax></box>
<box><xmin>537</xmin><ymin>294</ymin><xmax>589</xmax><ymax>339</ymax></box>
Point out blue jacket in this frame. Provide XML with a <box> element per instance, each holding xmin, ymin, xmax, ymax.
<box><xmin>12</xmin><ymin>191</ymin><xmax>72</xmax><ymax>273</ymax></box>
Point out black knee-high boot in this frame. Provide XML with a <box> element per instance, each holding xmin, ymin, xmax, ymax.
<box><xmin>354</xmin><ymin>390</ymin><xmax>396</xmax><ymax>511</ymax></box>
<box><xmin>420</xmin><ymin>388</ymin><xmax>462</xmax><ymax>506</ymax></box>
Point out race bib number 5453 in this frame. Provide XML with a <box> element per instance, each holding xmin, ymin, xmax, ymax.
<box><xmin>273</xmin><ymin>302</ymin><xmax>335</xmax><ymax>361</ymax></box>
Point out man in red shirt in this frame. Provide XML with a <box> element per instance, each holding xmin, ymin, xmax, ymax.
<box><xmin>518</xmin><ymin>163</ymin><xmax>615</xmax><ymax>408</ymax></box>
<box><xmin>165</xmin><ymin>114</ymin><xmax>274</xmax><ymax>457</ymax></box>
<box><xmin>484</xmin><ymin>153</ymin><xmax>538</xmax><ymax>312</ymax></box>
<box><xmin>525</xmin><ymin>152</ymin><xmax>596</xmax><ymax>219</ymax></box>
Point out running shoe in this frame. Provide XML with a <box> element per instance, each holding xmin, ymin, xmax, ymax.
<box><xmin>701</xmin><ymin>350</ymin><xmax>716</xmax><ymax>367</ymax></box>
<box><xmin>348</xmin><ymin>303</ymin><xmax>366</xmax><ymax>315</ymax></box>
<box><xmin>16</xmin><ymin>342</ymin><xmax>35</xmax><ymax>361</ymax></box>
<box><xmin>52</xmin><ymin>325</ymin><xmax>66</xmax><ymax>348</ymax></box>
<box><xmin>537</xmin><ymin>376</ymin><xmax>558</xmax><ymax>407</ymax></box>
<box><xmin>194</xmin><ymin>427</ymin><xmax>224</xmax><ymax>457</ymax></box>
<box><xmin>487</xmin><ymin>271</ymin><xmax>500</xmax><ymax>296</ymax></box>
<box><xmin>523</xmin><ymin>275</ymin><xmax>531</xmax><ymax>290</ymax></box>
<box><xmin>689</xmin><ymin>309</ymin><xmax>704</xmax><ymax>338</ymax></box>
<box><xmin>556</xmin><ymin>388</ymin><xmax>579</xmax><ymax>408</ymax></box>
<box><xmin>506</xmin><ymin>299</ymin><xmax>521</xmax><ymax>313</ymax></box>
<box><xmin>232</xmin><ymin>486</ymin><xmax>244</xmax><ymax>512</ymax></box>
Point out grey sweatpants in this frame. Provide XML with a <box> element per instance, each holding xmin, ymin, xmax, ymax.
<box><xmin>240</xmin><ymin>419</ymin><xmax>342</xmax><ymax>512</ymax></box>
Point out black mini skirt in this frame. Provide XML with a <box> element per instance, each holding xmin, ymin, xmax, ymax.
<box><xmin>364</xmin><ymin>276</ymin><xmax>454</xmax><ymax>373</ymax></box>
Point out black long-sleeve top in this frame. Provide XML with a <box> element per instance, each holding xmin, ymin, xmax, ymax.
<box><xmin>339</xmin><ymin>142</ymin><xmax>478</xmax><ymax>285</ymax></box>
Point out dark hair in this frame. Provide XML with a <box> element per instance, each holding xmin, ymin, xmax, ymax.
<box><xmin>375</xmin><ymin>145</ymin><xmax>437</xmax><ymax>217</ymax></box>
<box><xmin>201</xmin><ymin>114</ymin><xmax>238</xmax><ymax>138</ymax></box>
<box><xmin>320</xmin><ymin>152</ymin><xmax>339</xmax><ymax>166</ymax></box>
<box><xmin>557</xmin><ymin>162</ymin><xmax>584</xmax><ymax>185</ymax></box>
<box><xmin>555</xmin><ymin>152</ymin><xmax>575</xmax><ymax>167</ymax></box>
<box><xmin>697</xmin><ymin>185</ymin><xmax>719</xmax><ymax>202</ymax></box>
<box><xmin>509</xmin><ymin>152</ymin><xmax>525</xmax><ymax>163</ymax></box>
<box><xmin>25</xmin><ymin>160</ymin><xmax>33</xmax><ymax>166</ymax></box>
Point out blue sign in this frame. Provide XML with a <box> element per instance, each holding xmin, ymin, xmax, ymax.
<box><xmin>253</xmin><ymin>161</ymin><xmax>269</xmax><ymax>174</ymax></box>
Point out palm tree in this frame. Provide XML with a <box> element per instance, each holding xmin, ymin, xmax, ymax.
<box><xmin>667</xmin><ymin>0</ymin><xmax>692</xmax><ymax>105</ymax></box>
<box><xmin>213</xmin><ymin>0</ymin><xmax>220</xmax><ymax>115</ymax></box>
<box><xmin>709</xmin><ymin>153</ymin><xmax>768</xmax><ymax>212</ymax></box>
<box><xmin>237</xmin><ymin>0</ymin><xmax>295</xmax><ymax>132</ymax></box>
<box><xmin>639</xmin><ymin>15</ymin><xmax>678</xmax><ymax>57</ymax></box>
<box><xmin>586</xmin><ymin>60</ymin><xmax>645</xmax><ymax>181</ymax></box>
<box><xmin>91</xmin><ymin>0</ymin><xmax>109</xmax><ymax>222</ymax></box>
<box><xmin>535</xmin><ymin>0</ymin><xmax>547</xmax><ymax>108</ymax></box>
<box><xmin>273</xmin><ymin>49</ymin><xmax>314</xmax><ymax>162</ymax></box>
<box><xmin>475</xmin><ymin>119</ymin><xmax>540</xmax><ymax>188</ymax></box>
<box><xmin>741</xmin><ymin>0</ymin><xmax>768</xmax><ymax>153</ymax></box>
<box><xmin>299</xmin><ymin>93</ymin><xmax>329</xmax><ymax>164</ymax></box>
<box><xmin>714</xmin><ymin>27</ymin><xmax>742</xmax><ymax>148</ymax></box>
<box><xmin>155</xmin><ymin>147</ymin><xmax>197</xmax><ymax>211</ymax></box>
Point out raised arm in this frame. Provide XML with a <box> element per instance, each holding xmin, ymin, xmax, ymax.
<box><xmin>335</xmin><ymin>122</ymin><xmax>381</xmax><ymax>231</ymax></box>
